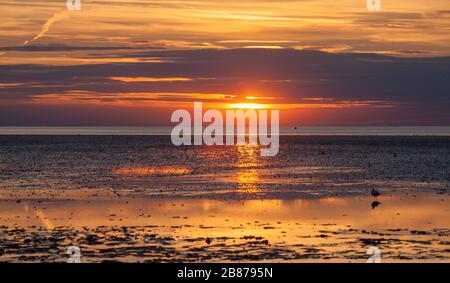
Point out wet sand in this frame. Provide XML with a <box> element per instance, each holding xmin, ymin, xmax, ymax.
<box><xmin>0</xmin><ymin>135</ymin><xmax>448</xmax><ymax>262</ymax></box>
<box><xmin>0</xmin><ymin>192</ymin><xmax>448</xmax><ymax>263</ymax></box>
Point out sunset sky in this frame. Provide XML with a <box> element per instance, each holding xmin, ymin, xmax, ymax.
<box><xmin>0</xmin><ymin>0</ymin><xmax>449</xmax><ymax>126</ymax></box>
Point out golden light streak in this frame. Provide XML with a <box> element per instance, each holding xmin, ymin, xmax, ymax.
<box><xmin>0</xmin><ymin>82</ymin><xmax>24</xmax><ymax>87</ymax></box>
<box><xmin>113</xmin><ymin>166</ymin><xmax>191</xmax><ymax>176</ymax></box>
<box><xmin>32</xmin><ymin>91</ymin><xmax>235</xmax><ymax>105</ymax></box>
<box><xmin>243</xmin><ymin>45</ymin><xmax>283</xmax><ymax>49</ymax></box>
<box><xmin>34</xmin><ymin>209</ymin><xmax>55</xmax><ymax>230</ymax></box>
<box><xmin>229</xmin><ymin>103</ymin><xmax>267</xmax><ymax>109</ymax></box>
<box><xmin>245</xmin><ymin>96</ymin><xmax>277</xmax><ymax>100</ymax></box>
<box><xmin>110</xmin><ymin>77</ymin><xmax>193</xmax><ymax>83</ymax></box>
<box><xmin>236</xmin><ymin>145</ymin><xmax>261</xmax><ymax>193</ymax></box>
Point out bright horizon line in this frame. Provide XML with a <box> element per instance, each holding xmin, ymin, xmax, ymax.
<box><xmin>0</xmin><ymin>126</ymin><xmax>449</xmax><ymax>137</ymax></box>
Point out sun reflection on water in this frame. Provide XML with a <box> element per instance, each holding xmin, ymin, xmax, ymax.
<box><xmin>236</xmin><ymin>144</ymin><xmax>261</xmax><ymax>193</ymax></box>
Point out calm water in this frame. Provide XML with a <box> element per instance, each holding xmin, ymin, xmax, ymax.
<box><xmin>0</xmin><ymin>135</ymin><xmax>448</xmax><ymax>199</ymax></box>
<box><xmin>0</xmin><ymin>126</ymin><xmax>449</xmax><ymax>136</ymax></box>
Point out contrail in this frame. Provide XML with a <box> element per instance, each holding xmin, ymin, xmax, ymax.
<box><xmin>23</xmin><ymin>10</ymin><xmax>69</xmax><ymax>46</ymax></box>
<box><xmin>0</xmin><ymin>10</ymin><xmax>69</xmax><ymax>57</ymax></box>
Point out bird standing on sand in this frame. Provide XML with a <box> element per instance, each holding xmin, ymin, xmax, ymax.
<box><xmin>371</xmin><ymin>189</ymin><xmax>380</xmax><ymax>197</ymax></box>
<box><xmin>370</xmin><ymin>189</ymin><xmax>381</xmax><ymax>209</ymax></box>
<box><xmin>371</xmin><ymin>189</ymin><xmax>380</xmax><ymax>198</ymax></box>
